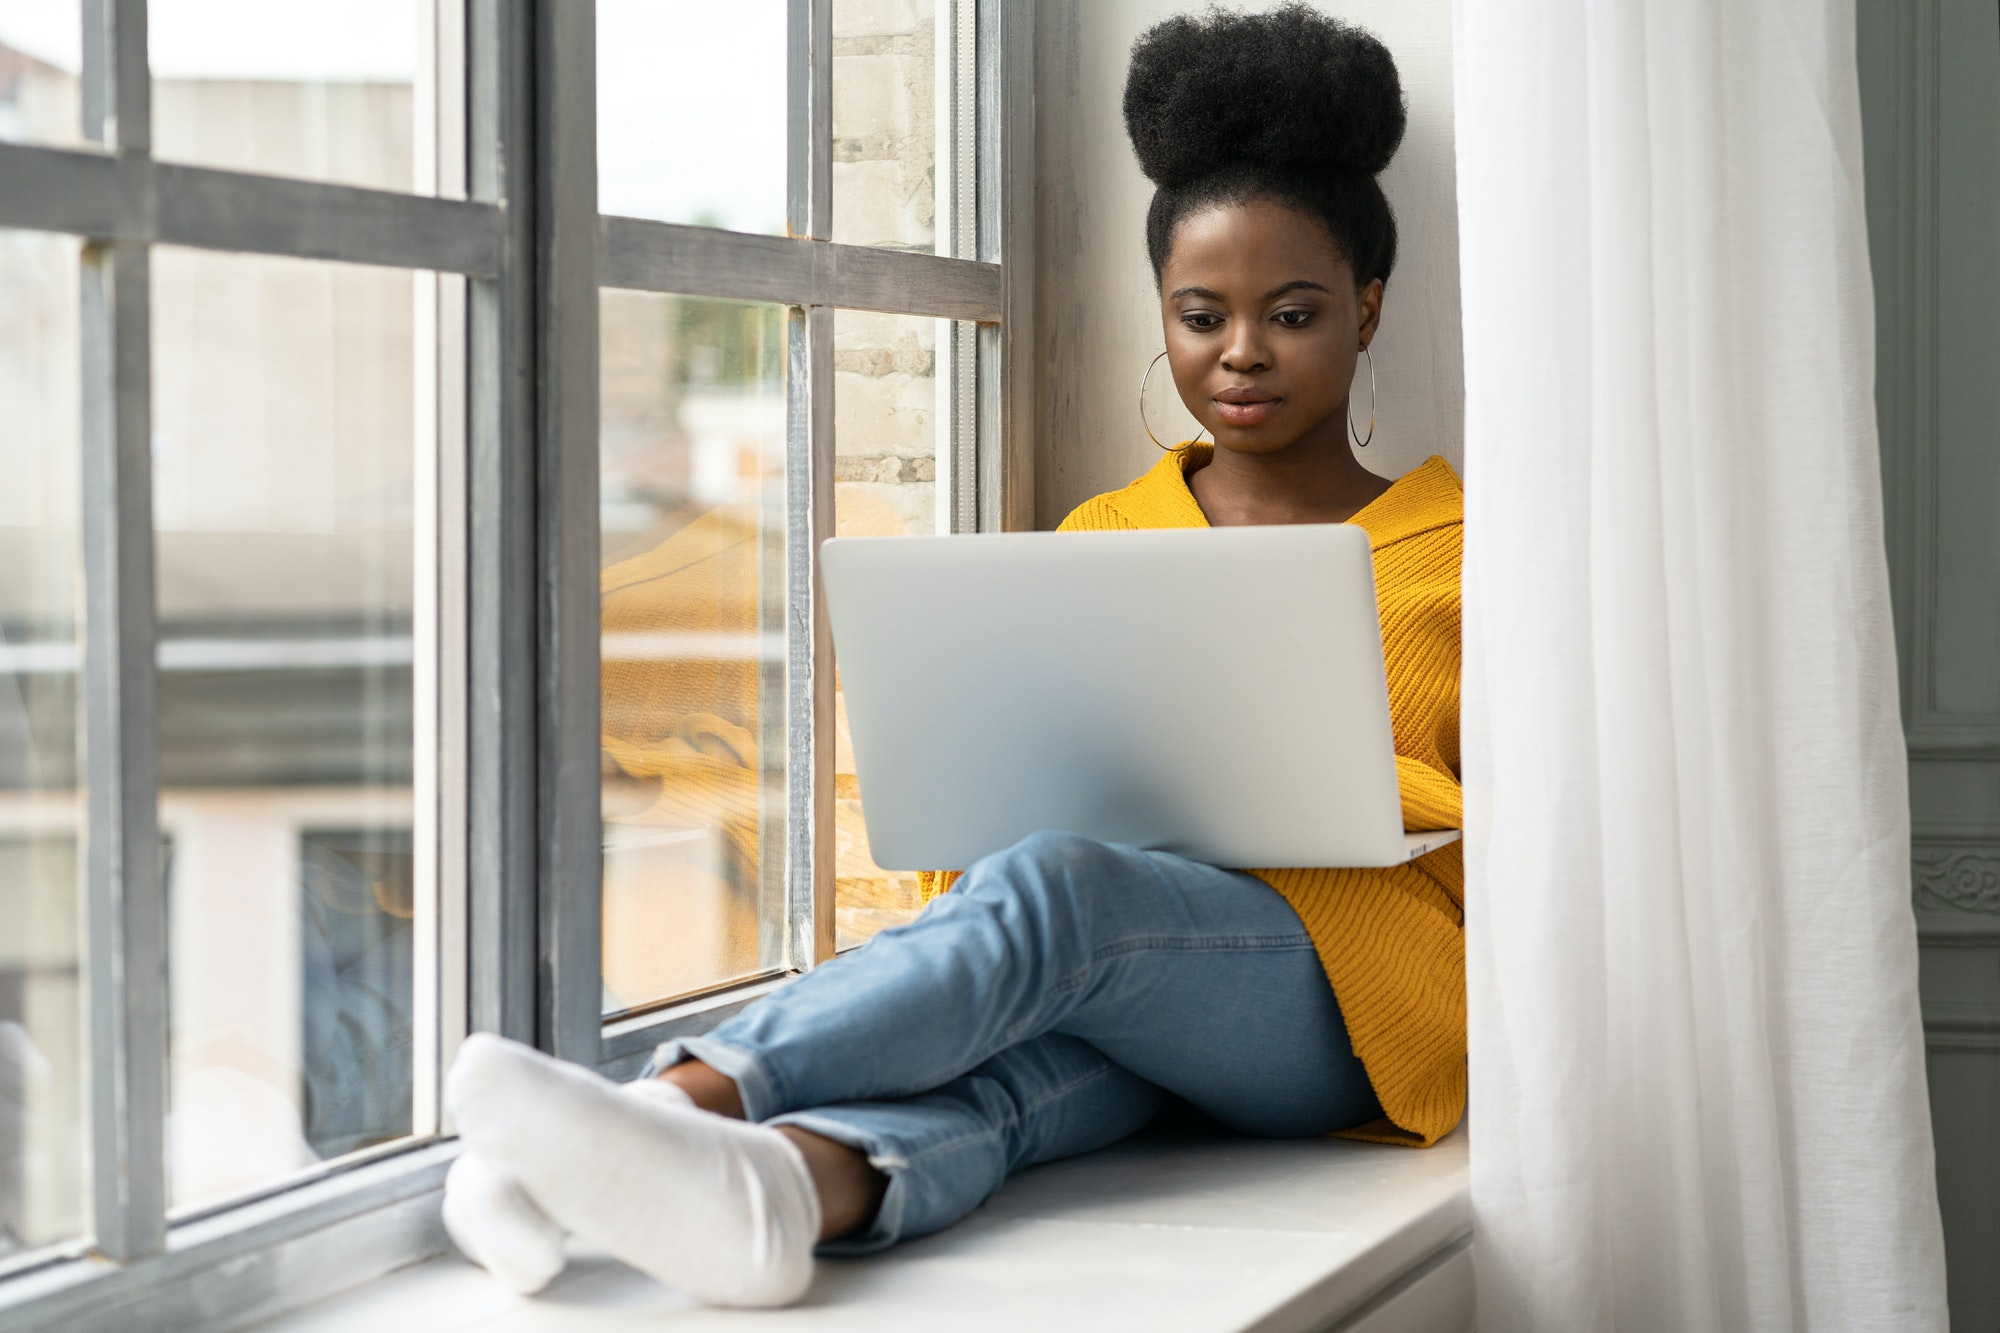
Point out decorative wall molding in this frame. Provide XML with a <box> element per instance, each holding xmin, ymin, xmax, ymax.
<box><xmin>1923</xmin><ymin>1027</ymin><xmax>2000</xmax><ymax>1053</ymax></box>
<box><xmin>1914</xmin><ymin>846</ymin><xmax>2000</xmax><ymax>914</ymax></box>
<box><xmin>1908</xmin><ymin>725</ymin><xmax>2000</xmax><ymax>760</ymax></box>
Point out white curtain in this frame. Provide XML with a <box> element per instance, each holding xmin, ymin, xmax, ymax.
<box><xmin>1453</xmin><ymin>1</ymin><xmax>1948</xmax><ymax>1328</ymax></box>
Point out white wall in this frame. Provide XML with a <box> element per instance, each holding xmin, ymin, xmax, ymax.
<box><xmin>1032</xmin><ymin>0</ymin><xmax>1463</xmax><ymax>526</ymax></box>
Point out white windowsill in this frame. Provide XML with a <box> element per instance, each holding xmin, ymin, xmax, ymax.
<box><xmin>251</xmin><ymin>1129</ymin><xmax>1471</xmax><ymax>1333</ymax></box>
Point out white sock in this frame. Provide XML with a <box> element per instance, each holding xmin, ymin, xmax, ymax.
<box><xmin>442</xmin><ymin>1150</ymin><xmax>568</xmax><ymax>1295</ymax></box>
<box><xmin>443</xmin><ymin>1076</ymin><xmax>699</xmax><ymax>1298</ymax></box>
<box><xmin>445</xmin><ymin>1033</ymin><xmax>822</xmax><ymax>1308</ymax></box>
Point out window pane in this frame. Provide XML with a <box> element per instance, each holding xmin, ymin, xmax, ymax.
<box><xmin>832</xmin><ymin>0</ymin><xmax>938</xmax><ymax>252</ymax></box>
<box><xmin>600</xmin><ymin>291</ymin><xmax>787</xmax><ymax>1016</ymax></box>
<box><xmin>149</xmin><ymin>0</ymin><xmax>428</xmax><ymax>194</ymax></box>
<box><xmin>152</xmin><ymin>247</ymin><xmax>425</xmax><ymax>1213</ymax></box>
<box><xmin>0</xmin><ymin>4</ymin><xmax>84</xmax><ymax>149</ymax></box>
<box><xmin>0</xmin><ymin>229</ymin><xmax>87</xmax><ymax>1266</ymax></box>
<box><xmin>831</xmin><ymin>310</ymin><xmax>955</xmax><ymax>950</ymax></box>
<box><xmin>598</xmin><ymin>1</ymin><xmax>786</xmax><ymax>234</ymax></box>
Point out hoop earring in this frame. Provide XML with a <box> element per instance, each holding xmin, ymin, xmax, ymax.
<box><xmin>1140</xmin><ymin>351</ymin><xmax>1207</xmax><ymax>452</ymax></box>
<box><xmin>1348</xmin><ymin>344</ymin><xmax>1376</xmax><ymax>448</ymax></box>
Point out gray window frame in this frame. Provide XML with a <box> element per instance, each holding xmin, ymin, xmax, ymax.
<box><xmin>0</xmin><ymin>1</ymin><xmax>1033</xmax><ymax>1327</ymax></box>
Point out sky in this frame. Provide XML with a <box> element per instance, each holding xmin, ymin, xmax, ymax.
<box><xmin>0</xmin><ymin>0</ymin><xmax>788</xmax><ymax>234</ymax></box>
<box><xmin>595</xmin><ymin>0</ymin><xmax>788</xmax><ymax>233</ymax></box>
<box><xmin>0</xmin><ymin>0</ymin><xmax>418</xmax><ymax>80</ymax></box>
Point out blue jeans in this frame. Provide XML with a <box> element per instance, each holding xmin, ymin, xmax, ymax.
<box><xmin>652</xmin><ymin>830</ymin><xmax>1381</xmax><ymax>1252</ymax></box>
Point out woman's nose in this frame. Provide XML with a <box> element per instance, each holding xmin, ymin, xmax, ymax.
<box><xmin>1220</xmin><ymin>328</ymin><xmax>1269</xmax><ymax>374</ymax></box>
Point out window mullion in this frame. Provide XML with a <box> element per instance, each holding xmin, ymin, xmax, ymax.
<box><xmin>782</xmin><ymin>0</ymin><xmax>835</xmax><ymax>971</ymax></box>
<box><xmin>79</xmin><ymin>0</ymin><xmax>167</xmax><ymax>1265</ymax></box>
<box><xmin>79</xmin><ymin>239</ymin><xmax>168</xmax><ymax>1269</ymax></box>
<box><xmin>410</xmin><ymin>0</ymin><xmax>471</xmax><ymax>1141</ymax></box>
<box><xmin>941</xmin><ymin>0</ymin><xmax>979</xmax><ymax>534</ymax></box>
<box><xmin>786</xmin><ymin>304</ymin><xmax>837</xmax><ymax>970</ymax></box>
<box><xmin>969</xmin><ymin>0</ymin><xmax>1002</xmax><ymax>534</ymax></box>
<box><xmin>992</xmin><ymin>0</ymin><xmax>1036</xmax><ymax>534</ymax></box>
<box><xmin>534</xmin><ymin>0</ymin><xmax>605</xmax><ymax>1065</ymax></box>
<box><xmin>790</xmin><ymin>0</ymin><xmax>833</xmax><ymax>242</ymax></box>
<box><xmin>81</xmin><ymin>0</ymin><xmax>149</xmax><ymax>154</ymax></box>
<box><xmin>0</xmin><ymin>142</ymin><xmax>505</xmax><ymax>275</ymax></box>
<box><xmin>595</xmin><ymin>217</ymin><xmax>1000</xmax><ymax>320</ymax></box>
<box><xmin>465</xmin><ymin>0</ymin><xmax>540</xmax><ymax>1054</ymax></box>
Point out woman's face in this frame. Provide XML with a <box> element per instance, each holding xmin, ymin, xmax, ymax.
<box><xmin>1159</xmin><ymin>199</ymin><xmax>1383</xmax><ymax>457</ymax></box>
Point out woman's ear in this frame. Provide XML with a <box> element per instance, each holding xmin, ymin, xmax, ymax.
<box><xmin>1357</xmin><ymin>278</ymin><xmax>1385</xmax><ymax>349</ymax></box>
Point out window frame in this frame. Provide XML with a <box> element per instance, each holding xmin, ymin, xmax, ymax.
<box><xmin>0</xmin><ymin>0</ymin><xmax>1033</xmax><ymax>1326</ymax></box>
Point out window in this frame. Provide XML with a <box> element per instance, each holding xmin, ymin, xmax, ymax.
<box><xmin>148</xmin><ymin>1</ymin><xmax>428</xmax><ymax>193</ymax></box>
<box><xmin>0</xmin><ymin>1</ymin><xmax>1028</xmax><ymax>1324</ymax></box>
<box><xmin>0</xmin><ymin>231</ymin><xmax>86</xmax><ymax>1265</ymax></box>
<box><xmin>0</xmin><ymin>3</ymin><xmax>83</xmax><ymax>151</ymax></box>
<box><xmin>598</xmin><ymin>290</ymin><xmax>789</xmax><ymax>1015</ymax></box>
<box><xmin>596</xmin><ymin>2</ymin><xmax>786</xmax><ymax>233</ymax></box>
<box><xmin>588</xmin><ymin>0</ymin><xmax>1030</xmax><ymax>1064</ymax></box>
<box><xmin>151</xmin><ymin>246</ymin><xmax>437</xmax><ymax>1215</ymax></box>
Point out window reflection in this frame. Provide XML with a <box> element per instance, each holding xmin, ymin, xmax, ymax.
<box><xmin>600</xmin><ymin>291</ymin><xmax>788</xmax><ymax>1014</ymax></box>
<box><xmin>149</xmin><ymin>0</ymin><xmax>426</xmax><ymax>195</ymax></box>
<box><xmin>0</xmin><ymin>5</ymin><xmax>83</xmax><ymax>150</ymax></box>
<box><xmin>152</xmin><ymin>246</ymin><xmax>421</xmax><ymax>1214</ymax></box>
<box><xmin>0</xmin><ymin>228</ymin><xmax>87</xmax><ymax>1266</ymax></box>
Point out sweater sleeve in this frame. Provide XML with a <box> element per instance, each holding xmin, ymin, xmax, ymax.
<box><xmin>1396</xmin><ymin>754</ymin><xmax>1462</xmax><ymax>831</ymax></box>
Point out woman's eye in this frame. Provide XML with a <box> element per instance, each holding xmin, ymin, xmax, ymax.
<box><xmin>1275</xmin><ymin>309</ymin><xmax>1313</xmax><ymax>328</ymax></box>
<box><xmin>1181</xmin><ymin>312</ymin><xmax>1222</xmax><ymax>331</ymax></box>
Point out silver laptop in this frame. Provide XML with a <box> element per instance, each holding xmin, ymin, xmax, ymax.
<box><xmin>820</xmin><ymin>525</ymin><xmax>1461</xmax><ymax>871</ymax></box>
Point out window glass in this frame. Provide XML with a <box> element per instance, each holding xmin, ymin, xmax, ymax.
<box><xmin>831</xmin><ymin>310</ymin><xmax>955</xmax><ymax>949</ymax></box>
<box><xmin>0</xmin><ymin>3</ymin><xmax>83</xmax><ymax>149</ymax></box>
<box><xmin>148</xmin><ymin>0</ymin><xmax>427</xmax><ymax>194</ymax></box>
<box><xmin>152</xmin><ymin>247</ymin><xmax>424</xmax><ymax>1214</ymax></box>
<box><xmin>597</xmin><ymin>0</ymin><xmax>786</xmax><ymax>234</ymax></box>
<box><xmin>832</xmin><ymin>0</ymin><xmax>938</xmax><ymax>252</ymax></box>
<box><xmin>599</xmin><ymin>291</ymin><xmax>788</xmax><ymax>1015</ymax></box>
<box><xmin>0</xmin><ymin>229</ymin><xmax>87</xmax><ymax>1267</ymax></box>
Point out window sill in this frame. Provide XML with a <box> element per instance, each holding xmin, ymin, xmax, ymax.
<box><xmin>1</xmin><ymin>1141</ymin><xmax>459</xmax><ymax>1333</ymax></box>
<box><xmin>250</xmin><ymin>1129</ymin><xmax>1471</xmax><ymax>1333</ymax></box>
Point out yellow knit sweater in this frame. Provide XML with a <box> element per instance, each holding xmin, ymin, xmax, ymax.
<box><xmin>919</xmin><ymin>449</ymin><xmax>1466</xmax><ymax>1147</ymax></box>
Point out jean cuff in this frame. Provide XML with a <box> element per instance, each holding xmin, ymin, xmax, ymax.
<box><xmin>644</xmin><ymin>1034</ymin><xmax>788</xmax><ymax>1122</ymax></box>
<box><xmin>762</xmin><ymin>1110</ymin><xmax>913</xmax><ymax>1256</ymax></box>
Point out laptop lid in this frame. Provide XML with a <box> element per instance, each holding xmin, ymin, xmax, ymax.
<box><xmin>822</xmin><ymin>525</ymin><xmax>1455</xmax><ymax>871</ymax></box>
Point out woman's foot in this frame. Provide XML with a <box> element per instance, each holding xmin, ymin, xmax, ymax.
<box><xmin>441</xmin><ymin>1150</ymin><xmax>567</xmax><ymax>1295</ymax></box>
<box><xmin>444</xmin><ymin>1033</ymin><xmax>821</xmax><ymax>1308</ymax></box>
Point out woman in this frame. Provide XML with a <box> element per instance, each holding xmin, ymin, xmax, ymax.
<box><xmin>441</xmin><ymin>5</ymin><xmax>1464</xmax><ymax>1308</ymax></box>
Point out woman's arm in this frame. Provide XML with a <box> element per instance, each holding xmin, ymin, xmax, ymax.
<box><xmin>1395</xmin><ymin>754</ymin><xmax>1461</xmax><ymax>831</ymax></box>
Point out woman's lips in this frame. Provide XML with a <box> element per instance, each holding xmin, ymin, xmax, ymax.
<box><xmin>1214</xmin><ymin>397</ymin><xmax>1280</xmax><ymax>426</ymax></box>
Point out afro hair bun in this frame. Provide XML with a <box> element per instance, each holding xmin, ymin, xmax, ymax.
<box><xmin>1123</xmin><ymin>4</ymin><xmax>1406</xmax><ymax>187</ymax></box>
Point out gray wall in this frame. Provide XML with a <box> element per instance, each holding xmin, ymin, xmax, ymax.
<box><xmin>1860</xmin><ymin>1</ymin><xmax>1999</xmax><ymax>1328</ymax></box>
<box><xmin>1030</xmin><ymin>0</ymin><xmax>1463</xmax><ymax>528</ymax></box>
